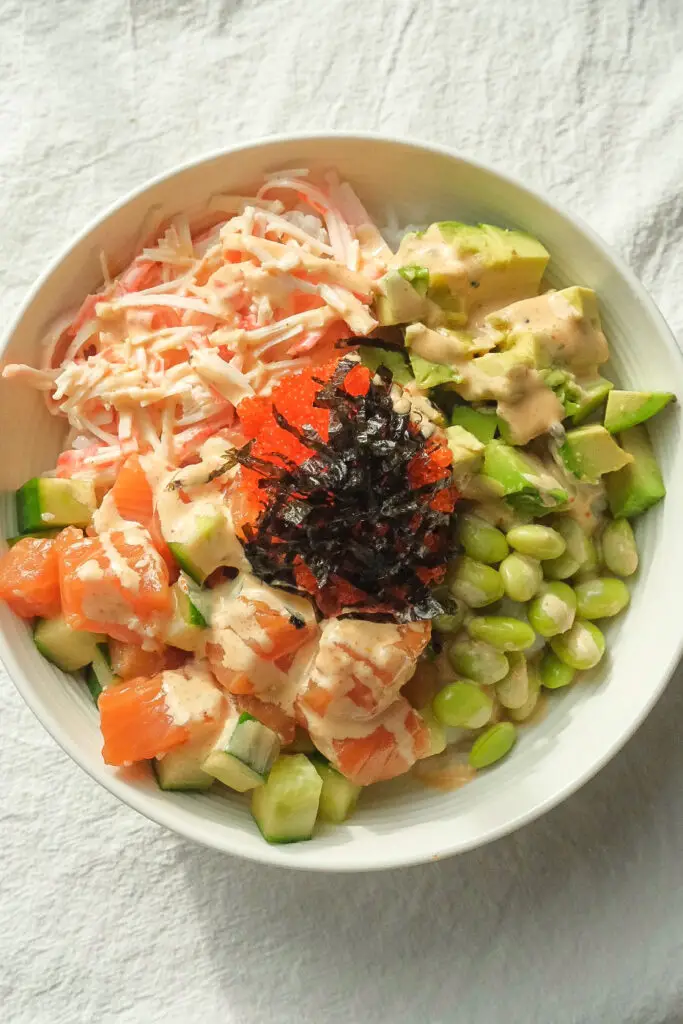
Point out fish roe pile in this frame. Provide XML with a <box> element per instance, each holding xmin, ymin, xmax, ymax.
<box><xmin>231</xmin><ymin>355</ymin><xmax>458</xmax><ymax>620</ymax></box>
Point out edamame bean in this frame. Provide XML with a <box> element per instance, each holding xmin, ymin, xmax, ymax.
<box><xmin>448</xmin><ymin>639</ymin><xmax>510</xmax><ymax>685</ymax></box>
<box><xmin>499</xmin><ymin>552</ymin><xmax>543</xmax><ymax>602</ymax></box>
<box><xmin>508</xmin><ymin>661</ymin><xmax>541</xmax><ymax>721</ymax></box>
<box><xmin>458</xmin><ymin>513</ymin><xmax>510</xmax><ymax>564</ymax></box>
<box><xmin>550</xmin><ymin>619</ymin><xmax>605</xmax><ymax>670</ymax></box>
<box><xmin>602</xmin><ymin>518</ymin><xmax>639</xmax><ymax>577</ymax></box>
<box><xmin>527</xmin><ymin>581</ymin><xmax>577</xmax><ymax>637</ymax></box>
<box><xmin>574</xmin><ymin>577</ymin><xmax>630</xmax><ymax>619</ymax></box>
<box><xmin>553</xmin><ymin>517</ymin><xmax>597</xmax><ymax>573</ymax></box>
<box><xmin>542</xmin><ymin>549</ymin><xmax>582</xmax><ymax>580</ymax></box>
<box><xmin>432</xmin><ymin>681</ymin><xmax>493</xmax><ymax>729</ymax></box>
<box><xmin>449</xmin><ymin>556</ymin><xmax>505</xmax><ymax>608</ymax></box>
<box><xmin>419</xmin><ymin>705</ymin><xmax>448</xmax><ymax>755</ymax></box>
<box><xmin>495</xmin><ymin>651</ymin><xmax>530</xmax><ymax>709</ymax></box>
<box><xmin>539</xmin><ymin>650</ymin><xmax>576</xmax><ymax>689</ymax></box>
<box><xmin>433</xmin><ymin>597</ymin><xmax>466</xmax><ymax>633</ymax></box>
<box><xmin>467</xmin><ymin>615</ymin><xmax>536</xmax><ymax>652</ymax></box>
<box><xmin>469</xmin><ymin>722</ymin><xmax>517</xmax><ymax>769</ymax></box>
<box><xmin>507</xmin><ymin>524</ymin><xmax>566</xmax><ymax>560</ymax></box>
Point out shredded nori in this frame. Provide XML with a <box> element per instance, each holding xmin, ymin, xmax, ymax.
<box><xmin>236</xmin><ymin>356</ymin><xmax>454</xmax><ymax>621</ymax></box>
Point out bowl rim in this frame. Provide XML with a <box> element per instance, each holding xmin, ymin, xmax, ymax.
<box><xmin>2</xmin><ymin>130</ymin><xmax>683</xmax><ymax>872</ymax></box>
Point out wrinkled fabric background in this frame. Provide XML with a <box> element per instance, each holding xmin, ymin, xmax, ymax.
<box><xmin>1</xmin><ymin>2</ymin><xmax>683</xmax><ymax>1022</ymax></box>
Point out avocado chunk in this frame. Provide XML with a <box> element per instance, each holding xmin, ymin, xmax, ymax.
<box><xmin>559</xmin><ymin>425</ymin><xmax>632</xmax><ymax>484</ymax></box>
<box><xmin>408</xmin><ymin>351</ymin><xmax>461</xmax><ymax>390</ymax></box>
<box><xmin>605</xmin><ymin>425</ymin><xmax>666</xmax><ymax>518</ymax></box>
<box><xmin>567</xmin><ymin>376</ymin><xmax>614</xmax><ymax>424</ymax></box>
<box><xmin>446</xmin><ymin>425</ymin><xmax>485</xmax><ymax>480</ymax></box>
<box><xmin>482</xmin><ymin>441</ymin><xmax>569</xmax><ymax>516</ymax></box>
<box><xmin>375</xmin><ymin>267</ymin><xmax>430</xmax><ymax>326</ymax></box>
<box><xmin>604</xmin><ymin>390</ymin><xmax>675</xmax><ymax>434</ymax></box>
<box><xmin>392</xmin><ymin>221</ymin><xmax>549</xmax><ymax>326</ymax></box>
<box><xmin>359</xmin><ymin>345</ymin><xmax>413</xmax><ymax>385</ymax></box>
<box><xmin>450</xmin><ymin>405</ymin><xmax>500</xmax><ymax>444</ymax></box>
<box><xmin>484</xmin><ymin>287</ymin><xmax>609</xmax><ymax>378</ymax></box>
<box><xmin>404</xmin><ymin>322</ymin><xmax>485</xmax><ymax>366</ymax></box>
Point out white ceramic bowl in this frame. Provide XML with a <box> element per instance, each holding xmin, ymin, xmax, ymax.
<box><xmin>1</xmin><ymin>134</ymin><xmax>682</xmax><ymax>872</ymax></box>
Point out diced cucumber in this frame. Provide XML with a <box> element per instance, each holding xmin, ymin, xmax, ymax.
<box><xmin>154</xmin><ymin>731</ymin><xmax>217</xmax><ymax>792</ymax></box>
<box><xmin>166</xmin><ymin>508</ymin><xmax>239</xmax><ymax>584</ymax></box>
<box><xmin>203</xmin><ymin>712</ymin><xmax>281</xmax><ymax>793</ymax></box>
<box><xmin>311</xmin><ymin>756</ymin><xmax>362</xmax><ymax>824</ymax></box>
<box><xmin>16</xmin><ymin>478</ymin><xmax>96</xmax><ymax>534</ymax></box>
<box><xmin>6</xmin><ymin>529</ymin><xmax>61</xmax><ymax>547</ymax></box>
<box><xmin>251</xmin><ymin>754</ymin><xmax>323</xmax><ymax>844</ymax></box>
<box><xmin>163</xmin><ymin>574</ymin><xmax>209</xmax><ymax>651</ymax></box>
<box><xmin>85</xmin><ymin>644</ymin><xmax>119</xmax><ymax>704</ymax></box>
<box><xmin>34</xmin><ymin>616</ymin><xmax>105</xmax><ymax>672</ymax></box>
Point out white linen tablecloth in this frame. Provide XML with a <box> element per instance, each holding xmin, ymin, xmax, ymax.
<box><xmin>2</xmin><ymin>2</ymin><xmax>683</xmax><ymax>1021</ymax></box>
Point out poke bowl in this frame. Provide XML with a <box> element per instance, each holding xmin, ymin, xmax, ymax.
<box><xmin>0</xmin><ymin>133</ymin><xmax>681</xmax><ymax>872</ymax></box>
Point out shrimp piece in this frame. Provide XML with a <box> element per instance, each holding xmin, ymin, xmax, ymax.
<box><xmin>296</xmin><ymin>617</ymin><xmax>431</xmax><ymax>785</ymax></box>
<box><xmin>206</xmin><ymin>575</ymin><xmax>319</xmax><ymax>739</ymax></box>
<box><xmin>298</xmin><ymin>618</ymin><xmax>431</xmax><ymax>720</ymax></box>
<box><xmin>302</xmin><ymin>697</ymin><xmax>430</xmax><ymax>787</ymax></box>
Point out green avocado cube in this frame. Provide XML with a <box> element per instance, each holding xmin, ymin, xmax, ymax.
<box><xmin>559</xmin><ymin>425</ymin><xmax>633</xmax><ymax>484</ymax></box>
<box><xmin>604</xmin><ymin>390</ymin><xmax>675</xmax><ymax>434</ymax></box>
<box><xmin>605</xmin><ymin>426</ymin><xmax>666</xmax><ymax>518</ymax></box>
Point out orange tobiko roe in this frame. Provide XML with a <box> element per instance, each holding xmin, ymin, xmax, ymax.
<box><xmin>233</xmin><ymin>357</ymin><xmax>457</xmax><ymax>614</ymax></box>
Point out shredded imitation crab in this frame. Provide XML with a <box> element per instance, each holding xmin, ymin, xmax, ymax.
<box><xmin>3</xmin><ymin>169</ymin><xmax>392</xmax><ymax>481</ymax></box>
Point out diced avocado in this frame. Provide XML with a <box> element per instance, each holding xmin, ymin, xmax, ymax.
<box><xmin>464</xmin><ymin>332</ymin><xmax>538</xmax><ymax>385</ymax></box>
<box><xmin>404</xmin><ymin>322</ymin><xmax>475</xmax><ymax>365</ymax></box>
<box><xmin>425</xmin><ymin>274</ymin><xmax>468</xmax><ymax>327</ymax></box>
<box><xmin>375</xmin><ymin>268</ymin><xmax>429</xmax><ymax>326</ymax></box>
<box><xmin>605</xmin><ymin>426</ymin><xmax>666</xmax><ymax>518</ymax></box>
<box><xmin>251</xmin><ymin>754</ymin><xmax>323</xmax><ymax>844</ymax></box>
<box><xmin>435</xmin><ymin>222</ymin><xmax>549</xmax><ymax>304</ymax></box>
<box><xmin>203</xmin><ymin>712</ymin><xmax>281</xmax><ymax>793</ymax></box>
<box><xmin>482</xmin><ymin>441</ymin><xmax>569</xmax><ymax>516</ymax></box>
<box><xmin>446</xmin><ymin>425</ymin><xmax>485</xmax><ymax>479</ymax></box>
<box><xmin>559</xmin><ymin>425</ymin><xmax>632</xmax><ymax>484</ymax></box>
<box><xmin>398</xmin><ymin>264</ymin><xmax>430</xmax><ymax>296</ymax></box>
<box><xmin>604</xmin><ymin>390</ymin><xmax>675</xmax><ymax>434</ymax></box>
<box><xmin>561</xmin><ymin>285</ymin><xmax>601</xmax><ymax>328</ymax></box>
<box><xmin>154</xmin><ymin>729</ymin><xmax>218</xmax><ymax>792</ymax></box>
<box><xmin>311</xmin><ymin>756</ymin><xmax>361</xmax><ymax>824</ymax></box>
<box><xmin>16</xmin><ymin>477</ymin><xmax>97</xmax><ymax>534</ymax></box>
<box><xmin>34</xmin><ymin>616</ymin><xmax>105</xmax><ymax>672</ymax></box>
<box><xmin>359</xmin><ymin>346</ymin><xmax>413</xmax><ymax>385</ymax></box>
<box><xmin>408</xmin><ymin>351</ymin><xmax>461</xmax><ymax>390</ymax></box>
<box><xmin>450</xmin><ymin>406</ymin><xmax>500</xmax><ymax>444</ymax></box>
<box><xmin>484</xmin><ymin>288</ymin><xmax>609</xmax><ymax>377</ymax></box>
<box><xmin>85</xmin><ymin>643</ymin><xmax>119</xmax><ymax>704</ymax></box>
<box><xmin>163</xmin><ymin>574</ymin><xmax>209</xmax><ymax>652</ymax></box>
<box><xmin>394</xmin><ymin>222</ymin><xmax>548</xmax><ymax>327</ymax></box>
<box><xmin>166</xmin><ymin>508</ymin><xmax>237</xmax><ymax>584</ymax></box>
<box><xmin>567</xmin><ymin>376</ymin><xmax>614</xmax><ymax>424</ymax></box>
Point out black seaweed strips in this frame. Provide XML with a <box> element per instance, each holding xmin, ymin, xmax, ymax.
<box><xmin>235</xmin><ymin>356</ymin><xmax>451</xmax><ymax>621</ymax></box>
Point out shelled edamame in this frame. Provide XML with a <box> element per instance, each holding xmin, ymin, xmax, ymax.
<box><xmin>429</xmin><ymin>488</ymin><xmax>642</xmax><ymax>774</ymax></box>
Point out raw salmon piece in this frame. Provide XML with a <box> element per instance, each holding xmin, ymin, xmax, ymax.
<box><xmin>0</xmin><ymin>537</ymin><xmax>61</xmax><ymax>619</ymax></box>
<box><xmin>233</xmin><ymin>694</ymin><xmax>297</xmax><ymax>746</ymax></box>
<box><xmin>110</xmin><ymin>455</ymin><xmax>175</xmax><ymax>574</ymax></box>
<box><xmin>99</xmin><ymin>669</ymin><xmax>226</xmax><ymax>766</ymax></box>
<box><xmin>108</xmin><ymin>639</ymin><xmax>165</xmax><ymax>681</ymax></box>
<box><xmin>99</xmin><ymin>674</ymin><xmax>189</xmax><ymax>765</ymax></box>
<box><xmin>110</xmin><ymin>455</ymin><xmax>154</xmax><ymax>526</ymax></box>
<box><xmin>59</xmin><ymin>528</ymin><xmax>171</xmax><ymax>644</ymax></box>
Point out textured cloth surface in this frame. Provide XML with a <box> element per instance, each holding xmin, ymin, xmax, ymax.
<box><xmin>2</xmin><ymin>2</ymin><xmax>683</xmax><ymax>1022</ymax></box>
